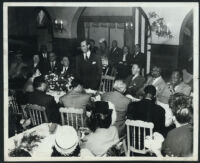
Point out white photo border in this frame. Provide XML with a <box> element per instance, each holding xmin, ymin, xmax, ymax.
<box><xmin>3</xmin><ymin>2</ymin><xmax>199</xmax><ymax>161</ymax></box>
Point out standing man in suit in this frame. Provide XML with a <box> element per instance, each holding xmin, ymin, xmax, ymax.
<box><xmin>127</xmin><ymin>85</ymin><xmax>166</xmax><ymax>136</ymax></box>
<box><xmin>101</xmin><ymin>80</ymin><xmax>131</xmax><ymax>138</ymax></box>
<box><xmin>25</xmin><ymin>76</ymin><xmax>60</xmax><ymax>124</ymax></box>
<box><xmin>167</xmin><ymin>70</ymin><xmax>191</xmax><ymax>96</ymax></box>
<box><xmin>125</xmin><ymin>63</ymin><xmax>145</xmax><ymax>97</ymax></box>
<box><xmin>75</xmin><ymin>40</ymin><xmax>102</xmax><ymax>90</ymax></box>
<box><xmin>47</xmin><ymin>52</ymin><xmax>61</xmax><ymax>74</ymax></box>
<box><xmin>108</xmin><ymin>40</ymin><xmax>123</xmax><ymax>74</ymax></box>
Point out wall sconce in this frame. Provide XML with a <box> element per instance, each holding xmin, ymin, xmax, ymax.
<box><xmin>53</xmin><ymin>19</ymin><xmax>66</xmax><ymax>33</ymax></box>
<box><xmin>125</xmin><ymin>22</ymin><xmax>134</xmax><ymax>30</ymax></box>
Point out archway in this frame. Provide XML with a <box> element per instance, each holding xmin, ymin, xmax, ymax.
<box><xmin>178</xmin><ymin>10</ymin><xmax>193</xmax><ymax>74</ymax></box>
<box><xmin>73</xmin><ymin>7</ymin><xmax>151</xmax><ymax>74</ymax></box>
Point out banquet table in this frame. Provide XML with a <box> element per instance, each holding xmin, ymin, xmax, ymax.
<box><xmin>8</xmin><ymin>123</ymin><xmax>59</xmax><ymax>157</ymax></box>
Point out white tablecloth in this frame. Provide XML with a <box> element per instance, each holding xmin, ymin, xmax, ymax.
<box><xmin>8</xmin><ymin>123</ymin><xmax>61</xmax><ymax>157</ymax></box>
<box><xmin>46</xmin><ymin>91</ymin><xmax>66</xmax><ymax>103</ymax></box>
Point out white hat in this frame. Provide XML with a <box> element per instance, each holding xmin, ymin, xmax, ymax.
<box><xmin>54</xmin><ymin>126</ymin><xmax>79</xmax><ymax>156</ymax></box>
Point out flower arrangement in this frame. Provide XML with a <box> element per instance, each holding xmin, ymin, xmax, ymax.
<box><xmin>148</xmin><ymin>11</ymin><xmax>173</xmax><ymax>38</ymax></box>
<box><xmin>45</xmin><ymin>73</ymin><xmax>74</xmax><ymax>92</ymax></box>
<box><xmin>9</xmin><ymin>131</ymin><xmax>45</xmax><ymax>157</ymax></box>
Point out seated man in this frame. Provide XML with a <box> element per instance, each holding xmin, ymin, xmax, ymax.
<box><xmin>25</xmin><ymin>76</ymin><xmax>60</xmax><ymax>124</ymax></box>
<box><xmin>59</xmin><ymin>56</ymin><xmax>73</xmax><ymax>78</ymax></box>
<box><xmin>101</xmin><ymin>80</ymin><xmax>131</xmax><ymax>138</ymax></box>
<box><xmin>125</xmin><ymin>63</ymin><xmax>145</xmax><ymax>97</ymax></box>
<box><xmin>167</xmin><ymin>69</ymin><xmax>192</xmax><ymax>96</ymax></box>
<box><xmin>59</xmin><ymin>78</ymin><xmax>91</xmax><ymax>110</ymax></box>
<box><xmin>46</xmin><ymin>51</ymin><xmax>61</xmax><ymax>74</ymax></box>
<box><xmin>139</xmin><ymin>65</ymin><xmax>169</xmax><ymax>104</ymax></box>
<box><xmin>127</xmin><ymin>85</ymin><xmax>166</xmax><ymax>136</ymax></box>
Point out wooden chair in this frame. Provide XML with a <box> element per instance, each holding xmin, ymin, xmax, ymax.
<box><xmin>125</xmin><ymin>119</ymin><xmax>154</xmax><ymax>156</ymax></box>
<box><xmin>26</xmin><ymin>104</ymin><xmax>48</xmax><ymax>126</ymax></box>
<box><xmin>8</xmin><ymin>95</ymin><xmax>20</xmax><ymax>114</ymax></box>
<box><xmin>59</xmin><ymin>107</ymin><xmax>84</xmax><ymax>130</ymax></box>
<box><xmin>99</xmin><ymin>75</ymin><xmax>115</xmax><ymax>92</ymax></box>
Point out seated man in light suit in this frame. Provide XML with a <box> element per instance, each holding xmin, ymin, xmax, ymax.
<box><xmin>101</xmin><ymin>80</ymin><xmax>131</xmax><ymax>138</ymax></box>
<box><xmin>140</xmin><ymin>65</ymin><xmax>170</xmax><ymax>104</ymax></box>
<box><xmin>59</xmin><ymin>78</ymin><xmax>91</xmax><ymax>110</ymax></box>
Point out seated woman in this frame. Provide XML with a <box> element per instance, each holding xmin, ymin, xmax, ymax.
<box><xmin>81</xmin><ymin>101</ymin><xmax>119</xmax><ymax>156</ymax></box>
<box><xmin>23</xmin><ymin>68</ymin><xmax>41</xmax><ymax>93</ymax></box>
<box><xmin>149</xmin><ymin>93</ymin><xmax>193</xmax><ymax>157</ymax></box>
<box><xmin>30</xmin><ymin>54</ymin><xmax>43</xmax><ymax>75</ymax></box>
<box><xmin>51</xmin><ymin>125</ymin><xmax>80</xmax><ymax>157</ymax></box>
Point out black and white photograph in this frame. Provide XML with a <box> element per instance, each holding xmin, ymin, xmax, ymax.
<box><xmin>3</xmin><ymin>2</ymin><xmax>199</xmax><ymax>161</ymax></box>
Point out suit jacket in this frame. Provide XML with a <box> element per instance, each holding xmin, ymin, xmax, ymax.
<box><xmin>127</xmin><ymin>99</ymin><xmax>166</xmax><ymax>135</ymax></box>
<box><xmin>25</xmin><ymin>90</ymin><xmax>60</xmax><ymax>123</ymax></box>
<box><xmin>133</xmin><ymin>52</ymin><xmax>146</xmax><ymax>68</ymax></box>
<box><xmin>125</xmin><ymin>75</ymin><xmax>145</xmax><ymax>97</ymax></box>
<box><xmin>39</xmin><ymin>53</ymin><xmax>49</xmax><ymax>75</ymax></box>
<box><xmin>109</xmin><ymin>47</ymin><xmax>123</xmax><ymax>68</ymax></box>
<box><xmin>59</xmin><ymin>90</ymin><xmax>91</xmax><ymax>109</ymax></box>
<box><xmin>121</xmin><ymin>53</ymin><xmax>134</xmax><ymax>66</ymax></box>
<box><xmin>46</xmin><ymin>60</ymin><xmax>61</xmax><ymax>74</ymax></box>
<box><xmin>174</xmin><ymin>82</ymin><xmax>191</xmax><ymax>96</ymax></box>
<box><xmin>102</xmin><ymin>91</ymin><xmax>131</xmax><ymax>138</ymax></box>
<box><xmin>58</xmin><ymin>66</ymin><xmax>74</xmax><ymax>78</ymax></box>
<box><xmin>75</xmin><ymin>51</ymin><xmax>102</xmax><ymax>90</ymax></box>
<box><xmin>116</xmin><ymin>53</ymin><xmax>133</xmax><ymax>79</ymax></box>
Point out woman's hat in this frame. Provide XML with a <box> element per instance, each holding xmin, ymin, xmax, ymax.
<box><xmin>54</xmin><ymin>126</ymin><xmax>79</xmax><ymax>156</ymax></box>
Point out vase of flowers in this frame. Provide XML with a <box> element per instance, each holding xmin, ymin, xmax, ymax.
<box><xmin>45</xmin><ymin>73</ymin><xmax>74</xmax><ymax>92</ymax></box>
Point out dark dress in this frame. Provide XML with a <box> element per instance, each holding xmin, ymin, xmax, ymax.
<box><xmin>161</xmin><ymin>124</ymin><xmax>193</xmax><ymax>157</ymax></box>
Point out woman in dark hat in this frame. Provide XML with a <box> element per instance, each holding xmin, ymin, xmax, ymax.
<box><xmin>81</xmin><ymin>101</ymin><xmax>119</xmax><ymax>156</ymax></box>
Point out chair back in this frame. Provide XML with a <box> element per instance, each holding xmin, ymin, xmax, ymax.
<box><xmin>59</xmin><ymin>107</ymin><xmax>84</xmax><ymax>130</ymax></box>
<box><xmin>9</xmin><ymin>95</ymin><xmax>20</xmax><ymax>114</ymax></box>
<box><xmin>99</xmin><ymin>75</ymin><xmax>115</xmax><ymax>92</ymax></box>
<box><xmin>26</xmin><ymin>104</ymin><xmax>48</xmax><ymax>126</ymax></box>
<box><xmin>125</xmin><ymin>119</ymin><xmax>154</xmax><ymax>156</ymax></box>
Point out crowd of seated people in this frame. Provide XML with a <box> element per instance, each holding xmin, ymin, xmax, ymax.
<box><xmin>8</xmin><ymin>38</ymin><xmax>194</xmax><ymax>157</ymax></box>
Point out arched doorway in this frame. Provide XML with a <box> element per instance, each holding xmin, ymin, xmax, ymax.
<box><xmin>178</xmin><ymin>10</ymin><xmax>193</xmax><ymax>74</ymax></box>
<box><xmin>74</xmin><ymin>7</ymin><xmax>151</xmax><ymax>73</ymax></box>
